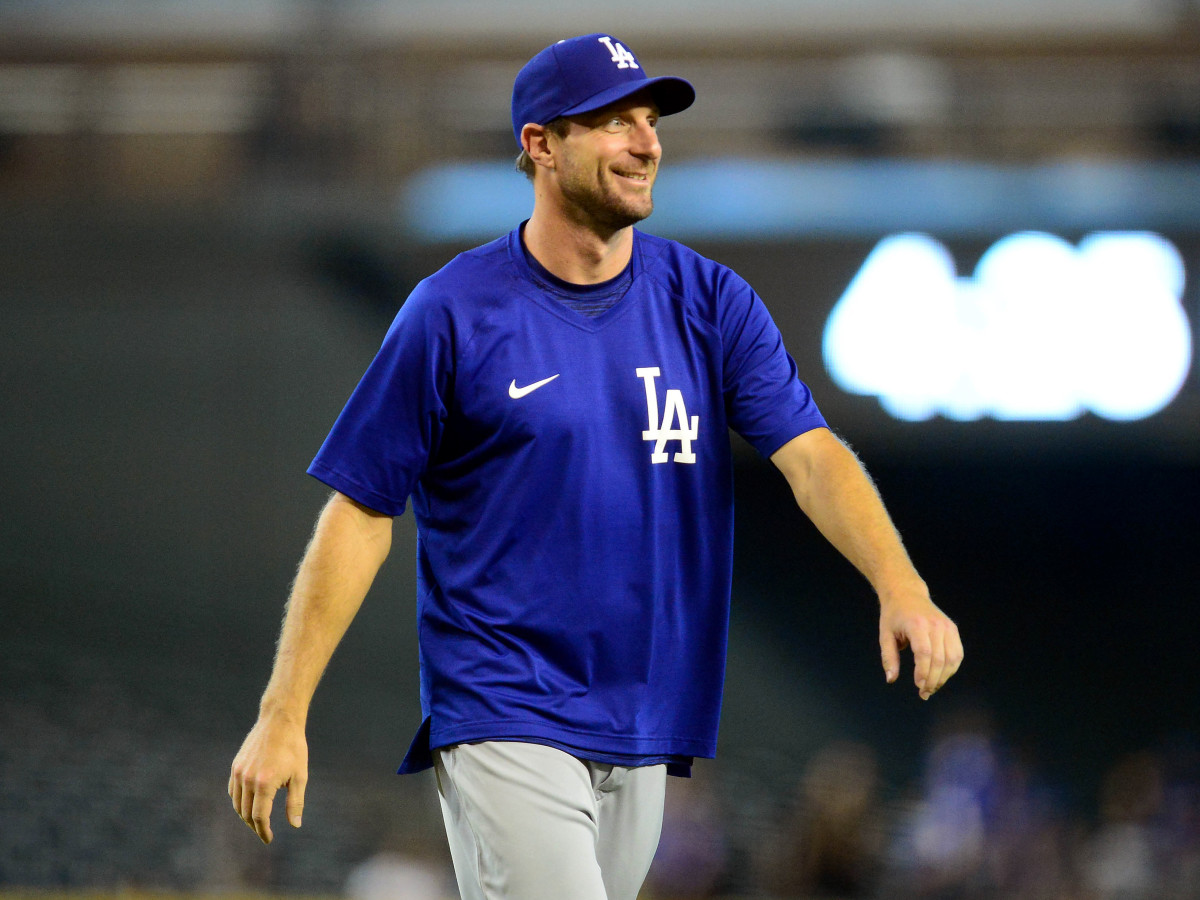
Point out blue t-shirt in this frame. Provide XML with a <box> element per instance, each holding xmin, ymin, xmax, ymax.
<box><xmin>308</xmin><ymin>225</ymin><xmax>827</xmax><ymax>775</ymax></box>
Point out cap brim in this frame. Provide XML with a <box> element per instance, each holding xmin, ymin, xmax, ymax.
<box><xmin>559</xmin><ymin>75</ymin><xmax>695</xmax><ymax>120</ymax></box>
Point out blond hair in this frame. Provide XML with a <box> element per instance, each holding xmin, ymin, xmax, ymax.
<box><xmin>515</xmin><ymin>118</ymin><xmax>571</xmax><ymax>180</ymax></box>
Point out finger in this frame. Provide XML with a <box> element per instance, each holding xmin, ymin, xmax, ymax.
<box><xmin>921</xmin><ymin>630</ymin><xmax>947</xmax><ymax>701</ymax></box>
<box><xmin>250</xmin><ymin>781</ymin><xmax>278</xmax><ymax>845</ymax></box>
<box><xmin>931</xmin><ymin>623</ymin><xmax>964</xmax><ymax>692</ymax></box>
<box><xmin>879</xmin><ymin>628</ymin><xmax>900</xmax><ymax>684</ymax></box>
<box><xmin>229</xmin><ymin>768</ymin><xmax>242</xmax><ymax>817</ymax></box>
<box><xmin>235</xmin><ymin>764</ymin><xmax>254</xmax><ymax>823</ymax></box>
<box><xmin>947</xmin><ymin>626</ymin><xmax>965</xmax><ymax>682</ymax></box>
<box><xmin>239</xmin><ymin>780</ymin><xmax>258</xmax><ymax>835</ymax></box>
<box><xmin>286</xmin><ymin>774</ymin><xmax>306</xmax><ymax>829</ymax></box>
<box><xmin>910</xmin><ymin>631</ymin><xmax>934</xmax><ymax>698</ymax></box>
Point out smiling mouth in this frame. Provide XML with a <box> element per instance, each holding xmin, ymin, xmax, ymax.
<box><xmin>613</xmin><ymin>171</ymin><xmax>651</xmax><ymax>184</ymax></box>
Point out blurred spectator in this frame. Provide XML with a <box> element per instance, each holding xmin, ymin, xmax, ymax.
<box><xmin>343</xmin><ymin>834</ymin><xmax>451</xmax><ymax>900</ymax></box>
<box><xmin>643</xmin><ymin>772</ymin><xmax>731</xmax><ymax>898</ymax></box>
<box><xmin>1157</xmin><ymin>738</ymin><xmax>1200</xmax><ymax>898</ymax></box>
<box><xmin>342</xmin><ymin>778</ymin><xmax>455</xmax><ymax>900</ymax></box>
<box><xmin>882</xmin><ymin>706</ymin><xmax>1002</xmax><ymax>898</ymax></box>
<box><xmin>764</xmin><ymin>740</ymin><xmax>885</xmax><ymax>898</ymax></box>
<box><xmin>978</xmin><ymin>746</ymin><xmax>1083</xmax><ymax>900</ymax></box>
<box><xmin>1080</xmin><ymin>750</ymin><xmax>1166</xmax><ymax>900</ymax></box>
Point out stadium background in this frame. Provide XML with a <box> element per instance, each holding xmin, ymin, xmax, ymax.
<box><xmin>2</xmin><ymin>2</ymin><xmax>1198</xmax><ymax>897</ymax></box>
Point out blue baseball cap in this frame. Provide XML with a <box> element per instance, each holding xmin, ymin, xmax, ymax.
<box><xmin>511</xmin><ymin>33</ymin><xmax>695</xmax><ymax>148</ymax></box>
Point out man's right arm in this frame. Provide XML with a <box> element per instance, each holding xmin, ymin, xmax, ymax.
<box><xmin>228</xmin><ymin>490</ymin><xmax>393</xmax><ymax>844</ymax></box>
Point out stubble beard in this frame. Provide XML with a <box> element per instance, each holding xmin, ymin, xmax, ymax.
<box><xmin>558</xmin><ymin>164</ymin><xmax>655</xmax><ymax>234</ymax></box>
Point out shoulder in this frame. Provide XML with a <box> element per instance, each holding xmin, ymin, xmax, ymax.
<box><xmin>376</xmin><ymin>232</ymin><xmax>520</xmax><ymax>361</ymax></box>
<box><xmin>636</xmin><ymin>230</ymin><xmax>756</xmax><ymax>316</ymax></box>
<box><xmin>413</xmin><ymin>233</ymin><xmax>514</xmax><ymax>304</ymax></box>
<box><xmin>397</xmin><ymin>232</ymin><xmax>518</xmax><ymax>322</ymax></box>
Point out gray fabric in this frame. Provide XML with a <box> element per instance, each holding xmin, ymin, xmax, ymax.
<box><xmin>434</xmin><ymin>741</ymin><xmax>666</xmax><ymax>900</ymax></box>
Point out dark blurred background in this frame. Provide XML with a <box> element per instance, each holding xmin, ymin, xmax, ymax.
<box><xmin>1</xmin><ymin>2</ymin><xmax>1198</xmax><ymax>897</ymax></box>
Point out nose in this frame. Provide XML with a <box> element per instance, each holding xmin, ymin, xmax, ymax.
<box><xmin>630</xmin><ymin>119</ymin><xmax>661</xmax><ymax>160</ymax></box>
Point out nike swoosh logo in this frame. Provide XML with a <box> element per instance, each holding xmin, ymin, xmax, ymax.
<box><xmin>508</xmin><ymin>374</ymin><xmax>560</xmax><ymax>399</ymax></box>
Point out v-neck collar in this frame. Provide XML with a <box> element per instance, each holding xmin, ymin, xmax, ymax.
<box><xmin>507</xmin><ymin>224</ymin><xmax>644</xmax><ymax>332</ymax></box>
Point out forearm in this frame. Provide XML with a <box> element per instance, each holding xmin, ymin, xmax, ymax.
<box><xmin>771</xmin><ymin>428</ymin><xmax>964</xmax><ymax>698</ymax></box>
<box><xmin>771</xmin><ymin>428</ymin><xmax>926</xmax><ymax>602</ymax></box>
<box><xmin>259</xmin><ymin>491</ymin><xmax>393</xmax><ymax>723</ymax></box>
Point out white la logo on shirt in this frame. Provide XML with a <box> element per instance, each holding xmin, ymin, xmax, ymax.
<box><xmin>637</xmin><ymin>367</ymin><xmax>698</xmax><ymax>464</ymax></box>
<box><xmin>597</xmin><ymin>36</ymin><xmax>639</xmax><ymax>70</ymax></box>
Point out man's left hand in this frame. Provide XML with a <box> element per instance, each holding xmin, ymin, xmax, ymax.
<box><xmin>879</xmin><ymin>593</ymin><xmax>963</xmax><ymax>700</ymax></box>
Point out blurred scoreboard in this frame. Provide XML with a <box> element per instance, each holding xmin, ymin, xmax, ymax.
<box><xmin>700</xmin><ymin>234</ymin><xmax>1199</xmax><ymax>464</ymax></box>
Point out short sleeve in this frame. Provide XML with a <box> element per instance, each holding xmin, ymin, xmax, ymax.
<box><xmin>718</xmin><ymin>275</ymin><xmax>827</xmax><ymax>458</ymax></box>
<box><xmin>307</xmin><ymin>282</ymin><xmax>454</xmax><ymax>516</ymax></box>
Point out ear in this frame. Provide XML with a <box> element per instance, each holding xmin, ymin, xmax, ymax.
<box><xmin>521</xmin><ymin>122</ymin><xmax>557</xmax><ymax>170</ymax></box>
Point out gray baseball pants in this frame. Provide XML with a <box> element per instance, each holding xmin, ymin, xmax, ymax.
<box><xmin>433</xmin><ymin>741</ymin><xmax>667</xmax><ymax>900</ymax></box>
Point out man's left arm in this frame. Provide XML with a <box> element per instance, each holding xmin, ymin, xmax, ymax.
<box><xmin>770</xmin><ymin>427</ymin><xmax>963</xmax><ymax>699</ymax></box>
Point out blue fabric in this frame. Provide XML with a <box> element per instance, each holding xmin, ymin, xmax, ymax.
<box><xmin>521</xmin><ymin>235</ymin><xmax>632</xmax><ymax>318</ymax></box>
<box><xmin>308</xmin><ymin>226</ymin><xmax>827</xmax><ymax>774</ymax></box>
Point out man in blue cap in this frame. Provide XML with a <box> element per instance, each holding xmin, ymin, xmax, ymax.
<box><xmin>230</xmin><ymin>33</ymin><xmax>962</xmax><ymax>900</ymax></box>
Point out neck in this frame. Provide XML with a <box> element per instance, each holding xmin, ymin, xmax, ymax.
<box><xmin>522</xmin><ymin>206</ymin><xmax>634</xmax><ymax>285</ymax></box>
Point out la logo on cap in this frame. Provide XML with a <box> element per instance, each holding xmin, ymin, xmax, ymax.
<box><xmin>510</xmin><ymin>33</ymin><xmax>694</xmax><ymax>148</ymax></box>
<box><xmin>598</xmin><ymin>36</ymin><xmax>639</xmax><ymax>70</ymax></box>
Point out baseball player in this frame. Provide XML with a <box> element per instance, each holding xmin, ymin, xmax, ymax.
<box><xmin>229</xmin><ymin>33</ymin><xmax>963</xmax><ymax>900</ymax></box>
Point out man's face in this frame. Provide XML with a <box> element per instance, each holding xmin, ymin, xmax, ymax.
<box><xmin>551</xmin><ymin>94</ymin><xmax>663</xmax><ymax>233</ymax></box>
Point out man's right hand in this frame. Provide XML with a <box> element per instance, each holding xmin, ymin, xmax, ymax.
<box><xmin>227</xmin><ymin>493</ymin><xmax>391</xmax><ymax>844</ymax></box>
<box><xmin>228</xmin><ymin>712</ymin><xmax>309</xmax><ymax>845</ymax></box>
